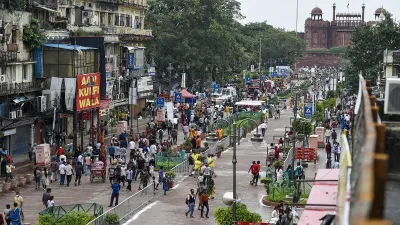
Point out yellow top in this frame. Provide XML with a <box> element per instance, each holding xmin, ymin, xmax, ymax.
<box><xmin>194</xmin><ymin>160</ymin><xmax>201</xmax><ymax>170</ymax></box>
<box><xmin>208</xmin><ymin>157</ymin><xmax>215</xmax><ymax>167</ymax></box>
<box><xmin>14</xmin><ymin>195</ymin><xmax>23</xmax><ymax>207</ymax></box>
<box><xmin>344</xmin><ymin>129</ymin><xmax>348</xmax><ymax>135</ymax></box>
<box><xmin>192</xmin><ymin>153</ymin><xmax>199</xmax><ymax>161</ymax></box>
<box><xmin>225</xmin><ymin>106</ymin><xmax>230</xmax><ymax>113</ymax></box>
<box><xmin>121</xmin><ymin>113</ymin><xmax>125</xmax><ymax>119</ymax></box>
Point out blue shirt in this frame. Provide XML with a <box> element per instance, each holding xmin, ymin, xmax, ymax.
<box><xmin>111</xmin><ymin>183</ymin><xmax>120</xmax><ymax>194</ymax></box>
<box><xmin>108</xmin><ymin>146</ymin><xmax>115</xmax><ymax>155</ymax></box>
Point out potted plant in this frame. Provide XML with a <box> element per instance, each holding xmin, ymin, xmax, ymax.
<box><xmin>165</xmin><ymin>171</ymin><xmax>176</xmax><ymax>188</ymax></box>
<box><xmin>104</xmin><ymin>213</ymin><xmax>119</xmax><ymax>225</ymax></box>
<box><xmin>197</xmin><ymin>155</ymin><xmax>207</xmax><ymax>163</ymax></box>
<box><xmin>216</xmin><ymin>144</ymin><xmax>224</xmax><ymax>158</ymax></box>
<box><xmin>183</xmin><ymin>138</ymin><xmax>192</xmax><ymax>152</ymax></box>
<box><xmin>260</xmin><ymin>177</ymin><xmax>273</xmax><ymax>194</ymax></box>
<box><xmin>273</xmin><ymin>160</ymin><xmax>283</xmax><ymax>169</ymax></box>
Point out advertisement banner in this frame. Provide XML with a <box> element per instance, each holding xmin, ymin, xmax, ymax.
<box><xmin>76</xmin><ymin>73</ymin><xmax>101</xmax><ymax>111</ymax></box>
<box><xmin>156</xmin><ymin>109</ymin><xmax>165</xmax><ymax>122</ymax></box>
<box><xmin>315</xmin><ymin>127</ymin><xmax>325</xmax><ymax>143</ymax></box>
<box><xmin>35</xmin><ymin>144</ymin><xmax>51</xmax><ymax>166</ymax></box>
<box><xmin>117</xmin><ymin>121</ymin><xmax>128</xmax><ymax>134</ymax></box>
<box><xmin>127</xmin><ymin>53</ymin><xmax>135</xmax><ymax>69</ymax></box>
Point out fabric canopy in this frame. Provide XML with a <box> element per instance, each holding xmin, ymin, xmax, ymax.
<box><xmin>180</xmin><ymin>89</ymin><xmax>196</xmax><ymax>98</ymax></box>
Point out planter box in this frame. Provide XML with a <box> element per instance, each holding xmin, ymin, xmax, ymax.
<box><xmin>168</xmin><ymin>180</ymin><xmax>174</xmax><ymax>188</ymax></box>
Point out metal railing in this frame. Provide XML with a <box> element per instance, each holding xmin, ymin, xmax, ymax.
<box><xmin>0</xmin><ymin>80</ymin><xmax>42</xmax><ymax>96</ymax></box>
<box><xmin>86</xmin><ymin>184</ymin><xmax>161</xmax><ymax>225</ymax></box>
<box><xmin>283</xmin><ymin>147</ymin><xmax>294</xmax><ymax>170</ymax></box>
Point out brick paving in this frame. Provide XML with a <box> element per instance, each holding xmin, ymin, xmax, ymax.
<box><xmin>124</xmin><ymin>103</ymin><xmax>326</xmax><ymax>225</ymax></box>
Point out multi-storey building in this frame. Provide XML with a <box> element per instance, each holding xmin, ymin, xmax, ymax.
<box><xmin>0</xmin><ymin>10</ymin><xmax>42</xmax><ymax>156</ymax></box>
<box><xmin>0</xmin><ymin>0</ymin><xmax>153</xmax><ymax>158</ymax></box>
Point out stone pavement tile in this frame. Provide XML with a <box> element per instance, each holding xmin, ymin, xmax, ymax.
<box><xmin>125</xmin><ymin>106</ymin><xmax>306</xmax><ymax>224</ymax></box>
<box><xmin>0</xmin><ymin>122</ymin><xmax>188</xmax><ymax>224</ymax></box>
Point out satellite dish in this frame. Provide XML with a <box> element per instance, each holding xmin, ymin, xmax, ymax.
<box><xmin>222</xmin><ymin>192</ymin><xmax>238</xmax><ymax>206</ymax></box>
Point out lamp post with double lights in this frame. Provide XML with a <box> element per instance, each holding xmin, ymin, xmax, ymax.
<box><xmin>87</xmin><ymin>79</ymin><xmax>98</xmax><ymax>147</ymax></box>
<box><xmin>167</xmin><ymin>63</ymin><xmax>174</xmax><ymax>94</ymax></box>
<box><xmin>206</xmin><ymin>118</ymin><xmax>263</xmax><ymax>225</ymax></box>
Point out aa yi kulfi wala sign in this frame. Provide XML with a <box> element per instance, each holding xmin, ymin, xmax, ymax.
<box><xmin>76</xmin><ymin>73</ymin><xmax>101</xmax><ymax>111</ymax></box>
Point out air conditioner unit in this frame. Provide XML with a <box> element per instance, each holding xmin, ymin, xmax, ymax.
<box><xmin>384</xmin><ymin>77</ymin><xmax>400</xmax><ymax>114</ymax></box>
<box><xmin>16</xmin><ymin>109</ymin><xmax>22</xmax><ymax>117</ymax></box>
<box><xmin>106</xmin><ymin>57</ymin><xmax>113</xmax><ymax>63</ymax></box>
<box><xmin>0</xmin><ymin>75</ymin><xmax>5</xmax><ymax>83</ymax></box>
<box><xmin>37</xmin><ymin>96</ymin><xmax>47</xmax><ymax>112</ymax></box>
<box><xmin>9</xmin><ymin>111</ymin><xmax>16</xmax><ymax>119</ymax></box>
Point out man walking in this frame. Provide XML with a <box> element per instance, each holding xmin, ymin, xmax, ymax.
<box><xmin>185</xmin><ymin>189</ymin><xmax>195</xmax><ymax>218</ymax></box>
<box><xmin>74</xmin><ymin>162</ymin><xmax>83</xmax><ymax>186</ymax></box>
<box><xmin>64</xmin><ymin>161</ymin><xmax>74</xmax><ymax>187</ymax></box>
<box><xmin>260</xmin><ymin>121</ymin><xmax>267</xmax><ymax>137</ymax></box>
<box><xmin>5</xmin><ymin>162</ymin><xmax>15</xmax><ymax>182</ymax></box>
<box><xmin>200</xmin><ymin>190</ymin><xmax>210</xmax><ymax>218</ymax></box>
<box><xmin>42</xmin><ymin>188</ymin><xmax>51</xmax><ymax>208</ymax></box>
<box><xmin>126</xmin><ymin>167</ymin><xmax>133</xmax><ymax>191</ymax></box>
<box><xmin>59</xmin><ymin>160</ymin><xmax>66</xmax><ymax>185</ymax></box>
<box><xmin>109</xmin><ymin>179</ymin><xmax>120</xmax><ymax>207</ymax></box>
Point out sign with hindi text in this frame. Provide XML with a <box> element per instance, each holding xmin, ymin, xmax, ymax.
<box><xmin>76</xmin><ymin>73</ymin><xmax>101</xmax><ymax>111</ymax></box>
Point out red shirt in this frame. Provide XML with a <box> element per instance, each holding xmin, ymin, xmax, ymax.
<box><xmin>57</xmin><ymin>147</ymin><xmax>64</xmax><ymax>156</ymax></box>
<box><xmin>251</xmin><ymin>164</ymin><xmax>260</xmax><ymax>174</ymax></box>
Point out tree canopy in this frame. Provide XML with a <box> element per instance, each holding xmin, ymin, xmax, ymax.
<box><xmin>344</xmin><ymin>11</ymin><xmax>400</xmax><ymax>93</ymax></box>
<box><xmin>146</xmin><ymin>0</ymin><xmax>305</xmax><ymax>86</ymax></box>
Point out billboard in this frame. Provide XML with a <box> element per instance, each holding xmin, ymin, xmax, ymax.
<box><xmin>76</xmin><ymin>73</ymin><xmax>101</xmax><ymax>111</ymax></box>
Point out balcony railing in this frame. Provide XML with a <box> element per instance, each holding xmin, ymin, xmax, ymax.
<box><xmin>0</xmin><ymin>81</ymin><xmax>42</xmax><ymax>96</ymax></box>
<box><xmin>116</xmin><ymin>27</ymin><xmax>152</xmax><ymax>36</ymax></box>
<box><xmin>0</xmin><ymin>51</ymin><xmax>18</xmax><ymax>65</ymax></box>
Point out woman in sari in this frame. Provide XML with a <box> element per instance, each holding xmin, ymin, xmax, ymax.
<box><xmin>9</xmin><ymin>203</ymin><xmax>22</xmax><ymax>225</ymax></box>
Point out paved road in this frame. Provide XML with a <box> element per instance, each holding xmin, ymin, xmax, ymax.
<box><xmin>123</xmin><ymin>102</ymin><xmax>326</xmax><ymax>225</ymax></box>
<box><xmin>0</xmin><ymin>118</ymin><xmax>184</xmax><ymax>224</ymax></box>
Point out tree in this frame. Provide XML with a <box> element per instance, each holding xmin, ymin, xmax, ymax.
<box><xmin>344</xmin><ymin>11</ymin><xmax>400</xmax><ymax>93</ymax></box>
<box><xmin>146</xmin><ymin>1</ymin><xmax>305</xmax><ymax>87</ymax></box>
<box><xmin>214</xmin><ymin>203</ymin><xmax>262</xmax><ymax>225</ymax></box>
<box><xmin>23</xmin><ymin>19</ymin><xmax>47</xmax><ymax>50</ymax></box>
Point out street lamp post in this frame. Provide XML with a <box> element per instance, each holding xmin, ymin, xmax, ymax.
<box><xmin>167</xmin><ymin>63</ymin><xmax>174</xmax><ymax>93</ymax></box>
<box><xmin>206</xmin><ymin>118</ymin><xmax>263</xmax><ymax>225</ymax></box>
<box><xmin>87</xmin><ymin>79</ymin><xmax>97</xmax><ymax>147</ymax></box>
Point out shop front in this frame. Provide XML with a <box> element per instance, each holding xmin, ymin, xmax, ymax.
<box><xmin>0</xmin><ymin>117</ymin><xmax>36</xmax><ymax>157</ymax></box>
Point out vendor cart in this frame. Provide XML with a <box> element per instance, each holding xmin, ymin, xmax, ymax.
<box><xmin>90</xmin><ymin>161</ymin><xmax>106</xmax><ymax>183</ymax></box>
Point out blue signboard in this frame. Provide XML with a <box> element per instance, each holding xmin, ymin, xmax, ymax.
<box><xmin>174</xmin><ymin>93</ymin><xmax>182</xmax><ymax>103</ymax></box>
<box><xmin>214</xmin><ymin>84</ymin><xmax>220</xmax><ymax>92</ymax></box>
<box><xmin>261</xmin><ymin>74</ymin><xmax>267</xmax><ymax>81</ymax></box>
<box><xmin>127</xmin><ymin>53</ymin><xmax>135</xmax><ymax>69</ymax></box>
<box><xmin>270</xmin><ymin>72</ymin><xmax>277</xmax><ymax>78</ymax></box>
<box><xmin>304</xmin><ymin>105</ymin><xmax>313</xmax><ymax>118</ymax></box>
<box><xmin>245</xmin><ymin>77</ymin><xmax>252</xmax><ymax>84</ymax></box>
<box><xmin>156</xmin><ymin>97</ymin><xmax>165</xmax><ymax>108</ymax></box>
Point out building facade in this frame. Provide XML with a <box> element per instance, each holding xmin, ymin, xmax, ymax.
<box><xmin>0</xmin><ymin>0</ymin><xmax>153</xmax><ymax>158</ymax></box>
<box><xmin>296</xmin><ymin>4</ymin><xmax>383</xmax><ymax>68</ymax></box>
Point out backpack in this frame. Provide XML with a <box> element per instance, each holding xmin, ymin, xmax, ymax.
<box><xmin>139</xmin><ymin>139</ymin><xmax>145</xmax><ymax>148</ymax></box>
<box><xmin>296</xmin><ymin>166</ymin><xmax>303</xmax><ymax>177</ymax></box>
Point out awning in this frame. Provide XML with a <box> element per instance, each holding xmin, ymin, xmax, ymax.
<box><xmin>13</xmin><ymin>96</ymin><xmax>26</xmax><ymax>104</ymax></box>
<box><xmin>12</xmin><ymin>94</ymin><xmax>36</xmax><ymax>104</ymax></box>
<box><xmin>180</xmin><ymin>89</ymin><xmax>196</xmax><ymax>98</ymax></box>
<box><xmin>43</xmin><ymin>43</ymin><xmax>97</xmax><ymax>51</ymax></box>
<box><xmin>34</xmin><ymin>5</ymin><xmax>61</xmax><ymax>14</ymax></box>
<box><xmin>1</xmin><ymin>117</ymin><xmax>38</xmax><ymax>130</ymax></box>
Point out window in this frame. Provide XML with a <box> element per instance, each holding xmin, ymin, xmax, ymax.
<box><xmin>115</xmin><ymin>14</ymin><xmax>119</xmax><ymax>26</ymax></box>
<box><xmin>11</xmin><ymin>28</ymin><xmax>17</xmax><ymax>44</ymax></box>
<box><xmin>22</xmin><ymin>65</ymin><xmax>28</xmax><ymax>81</ymax></box>
<box><xmin>108</xmin><ymin>13</ymin><xmax>113</xmax><ymax>26</ymax></box>
<box><xmin>126</xmin><ymin>15</ymin><xmax>130</xmax><ymax>27</ymax></box>
<box><xmin>120</xmin><ymin>14</ymin><xmax>125</xmax><ymax>26</ymax></box>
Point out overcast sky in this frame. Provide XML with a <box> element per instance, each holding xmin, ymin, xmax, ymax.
<box><xmin>237</xmin><ymin>0</ymin><xmax>400</xmax><ymax>32</ymax></box>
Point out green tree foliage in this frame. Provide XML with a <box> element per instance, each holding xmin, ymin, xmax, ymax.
<box><xmin>292</xmin><ymin>118</ymin><xmax>312</xmax><ymax>135</ymax></box>
<box><xmin>214</xmin><ymin>203</ymin><xmax>262</xmax><ymax>225</ymax></box>
<box><xmin>146</xmin><ymin>0</ymin><xmax>305</xmax><ymax>85</ymax></box>
<box><xmin>23</xmin><ymin>19</ymin><xmax>47</xmax><ymax>50</ymax></box>
<box><xmin>344</xmin><ymin>11</ymin><xmax>400</xmax><ymax>93</ymax></box>
<box><xmin>37</xmin><ymin>211</ymin><xmax>96</xmax><ymax>225</ymax></box>
<box><xmin>312</xmin><ymin>98</ymin><xmax>336</xmax><ymax>124</ymax></box>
